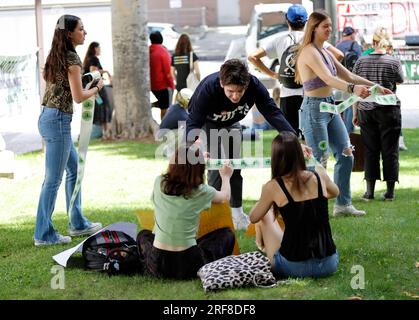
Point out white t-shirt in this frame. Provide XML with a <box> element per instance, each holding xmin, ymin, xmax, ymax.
<box><xmin>263</xmin><ymin>32</ymin><xmax>331</xmax><ymax>98</ymax></box>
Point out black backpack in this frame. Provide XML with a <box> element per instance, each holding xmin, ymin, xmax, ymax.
<box><xmin>278</xmin><ymin>34</ymin><xmax>302</xmax><ymax>89</ymax></box>
<box><xmin>82</xmin><ymin>230</ymin><xmax>143</xmax><ymax>276</ymax></box>
<box><xmin>342</xmin><ymin>41</ymin><xmax>359</xmax><ymax>72</ymax></box>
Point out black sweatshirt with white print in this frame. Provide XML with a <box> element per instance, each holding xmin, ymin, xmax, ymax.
<box><xmin>186</xmin><ymin>72</ymin><xmax>295</xmax><ymax>138</ymax></box>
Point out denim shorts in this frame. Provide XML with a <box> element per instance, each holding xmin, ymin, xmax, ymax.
<box><xmin>272</xmin><ymin>251</ymin><xmax>339</xmax><ymax>279</ymax></box>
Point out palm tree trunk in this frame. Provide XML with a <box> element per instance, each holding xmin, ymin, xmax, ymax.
<box><xmin>111</xmin><ymin>0</ymin><xmax>158</xmax><ymax>139</ymax></box>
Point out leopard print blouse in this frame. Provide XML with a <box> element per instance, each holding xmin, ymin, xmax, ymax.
<box><xmin>42</xmin><ymin>51</ymin><xmax>82</xmax><ymax>114</ymax></box>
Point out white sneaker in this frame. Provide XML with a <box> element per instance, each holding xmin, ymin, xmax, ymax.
<box><xmin>333</xmin><ymin>204</ymin><xmax>366</xmax><ymax>217</ymax></box>
<box><xmin>69</xmin><ymin>222</ymin><xmax>102</xmax><ymax>237</ymax></box>
<box><xmin>232</xmin><ymin>208</ymin><xmax>250</xmax><ymax>230</ymax></box>
<box><xmin>34</xmin><ymin>234</ymin><xmax>72</xmax><ymax>247</ymax></box>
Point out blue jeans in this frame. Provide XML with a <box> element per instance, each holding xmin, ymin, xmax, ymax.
<box><xmin>34</xmin><ymin>107</ymin><xmax>91</xmax><ymax>242</ymax></box>
<box><xmin>272</xmin><ymin>251</ymin><xmax>339</xmax><ymax>278</ymax></box>
<box><xmin>343</xmin><ymin>107</ymin><xmax>354</xmax><ymax>134</ymax></box>
<box><xmin>300</xmin><ymin>96</ymin><xmax>353</xmax><ymax>206</ymax></box>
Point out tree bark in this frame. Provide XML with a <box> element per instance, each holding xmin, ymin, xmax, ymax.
<box><xmin>111</xmin><ymin>0</ymin><xmax>158</xmax><ymax>139</ymax></box>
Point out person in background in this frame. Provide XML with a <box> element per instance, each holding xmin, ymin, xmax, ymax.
<box><xmin>336</xmin><ymin>26</ymin><xmax>363</xmax><ymax>57</ymax></box>
<box><xmin>137</xmin><ymin>147</ymin><xmax>235</xmax><ymax>280</ymax></box>
<box><xmin>295</xmin><ymin>11</ymin><xmax>392</xmax><ymax>217</ymax></box>
<box><xmin>171</xmin><ymin>34</ymin><xmax>201</xmax><ymax>94</ymax></box>
<box><xmin>34</xmin><ymin>15</ymin><xmax>103</xmax><ymax>246</ymax></box>
<box><xmin>336</xmin><ymin>26</ymin><xmax>363</xmax><ymax>133</ymax></box>
<box><xmin>159</xmin><ymin>88</ymin><xmax>193</xmax><ymax>132</ymax></box>
<box><xmin>352</xmin><ymin>27</ymin><xmax>404</xmax><ymax>201</ymax></box>
<box><xmin>149</xmin><ymin>31</ymin><xmax>175</xmax><ymax>121</ymax></box>
<box><xmin>249</xmin><ymin>132</ymin><xmax>340</xmax><ymax>279</ymax></box>
<box><xmin>83</xmin><ymin>41</ymin><xmax>112</xmax><ymax>139</ymax></box>
<box><xmin>248</xmin><ymin>4</ymin><xmax>343</xmax><ymax>139</ymax></box>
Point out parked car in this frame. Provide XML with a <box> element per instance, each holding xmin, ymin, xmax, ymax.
<box><xmin>147</xmin><ymin>22</ymin><xmax>180</xmax><ymax>53</ymax></box>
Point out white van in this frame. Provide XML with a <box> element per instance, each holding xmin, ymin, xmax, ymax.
<box><xmin>226</xmin><ymin>1</ymin><xmax>313</xmax><ymax>88</ymax></box>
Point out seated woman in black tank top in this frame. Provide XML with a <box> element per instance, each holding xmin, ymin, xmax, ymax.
<box><xmin>249</xmin><ymin>132</ymin><xmax>340</xmax><ymax>278</ymax></box>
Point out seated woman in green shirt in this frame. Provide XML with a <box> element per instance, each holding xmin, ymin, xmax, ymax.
<box><xmin>137</xmin><ymin>146</ymin><xmax>235</xmax><ymax>280</ymax></box>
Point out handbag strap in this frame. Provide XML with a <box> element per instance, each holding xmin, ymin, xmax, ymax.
<box><xmin>189</xmin><ymin>51</ymin><xmax>194</xmax><ymax>72</ymax></box>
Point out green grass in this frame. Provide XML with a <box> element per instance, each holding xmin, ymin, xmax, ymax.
<box><xmin>0</xmin><ymin>130</ymin><xmax>418</xmax><ymax>300</ymax></box>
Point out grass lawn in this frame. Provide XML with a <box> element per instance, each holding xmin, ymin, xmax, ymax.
<box><xmin>0</xmin><ymin>129</ymin><xmax>418</xmax><ymax>300</ymax></box>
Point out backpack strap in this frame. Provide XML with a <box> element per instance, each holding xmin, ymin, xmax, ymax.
<box><xmin>349</xmin><ymin>41</ymin><xmax>355</xmax><ymax>51</ymax></box>
<box><xmin>288</xmin><ymin>33</ymin><xmax>296</xmax><ymax>45</ymax></box>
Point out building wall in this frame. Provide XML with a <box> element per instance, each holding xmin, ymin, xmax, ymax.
<box><xmin>147</xmin><ymin>0</ymin><xmax>303</xmax><ymax>26</ymax></box>
<box><xmin>147</xmin><ymin>0</ymin><xmax>217</xmax><ymax>26</ymax></box>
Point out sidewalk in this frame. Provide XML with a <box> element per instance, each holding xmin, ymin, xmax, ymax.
<box><xmin>184</xmin><ymin>25</ymin><xmax>247</xmax><ymax>61</ymax></box>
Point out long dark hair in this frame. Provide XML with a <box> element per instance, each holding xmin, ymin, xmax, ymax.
<box><xmin>161</xmin><ymin>146</ymin><xmax>206</xmax><ymax>198</ymax></box>
<box><xmin>83</xmin><ymin>41</ymin><xmax>99</xmax><ymax>72</ymax></box>
<box><xmin>174</xmin><ymin>33</ymin><xmax>192</xmax><ymax>55</ymax></box>
<box><xmin>271</xmin><ymin>132</ymin><xmax>308</xmax><ymax>216</ymax></box>
<box><xmin>43</xmin><ymin>15</ymin><xmax>81</xmax><ymax>83</ymax></box>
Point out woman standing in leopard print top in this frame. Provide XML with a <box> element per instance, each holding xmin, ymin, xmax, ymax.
<box><xmin>34</xmin><ymin>15</ymin><xmax>104</xmax><ymax>246</ymax></box>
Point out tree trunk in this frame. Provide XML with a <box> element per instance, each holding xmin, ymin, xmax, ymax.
<box><xmin>110</xmin><ymin>0</ymin><xmax>159</xmax><ymax>139</ymax></box>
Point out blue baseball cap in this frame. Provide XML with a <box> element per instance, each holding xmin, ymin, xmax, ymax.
<box><xmin>342</xmin><ymin>26</ymin><xmax>355</xmax><ymax>36</ymax></box>
<box><xmin>286</xmin><ymin>4</ymin><xmax>308</xmax><ymax>23</ymax></box>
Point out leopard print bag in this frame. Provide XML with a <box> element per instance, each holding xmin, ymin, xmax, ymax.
<box><xmin>197</xmin><ymin>251</ymin><xmax>277</xmax><ymax>292</ymax></box>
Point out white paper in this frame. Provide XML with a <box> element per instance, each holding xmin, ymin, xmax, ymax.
<box><xmin>52</xmin><ymin>222</ymin><xmax>137</xmax><ymax>267</ymax></box>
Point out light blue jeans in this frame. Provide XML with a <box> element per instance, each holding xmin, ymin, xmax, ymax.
<box><xmin>34</xmin><ymin>107</ymin><xmax>91</xmax><ymax>242</ymax></box>
<box><xmin>343</xmin><ymin>107</ymin><xmax>354</xmax><ymax>134</ymax></box>
<box><xmin>300</xmin><ymin>96</ymin><xmax>353</xmax><ymax>206</ymax></box>
<box><xmin>272</xmin><ymin>251</ymin><xmax>339</xmax><ymax>278</ymax></box>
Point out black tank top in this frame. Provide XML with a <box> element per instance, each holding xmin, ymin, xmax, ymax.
<box><xmin>276</xmin><ymin>171</ymin><xmax>336</xmax><ymax>261</ymax></box>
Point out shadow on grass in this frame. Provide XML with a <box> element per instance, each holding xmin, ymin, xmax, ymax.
<box><xmin>88</xmin><ymin>139</ymin><xmax>161</xmax><ymax>160</ymax></box>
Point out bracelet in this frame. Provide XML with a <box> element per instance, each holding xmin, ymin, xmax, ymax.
<box><xmin>347</xmin><ymin>83</ymin><xmax>355</xmax><ymax>94</ymax></box>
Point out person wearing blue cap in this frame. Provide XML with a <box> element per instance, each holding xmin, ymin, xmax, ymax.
<box><xmin>249</xmin><ymin>4</ymin><xmax>343</xmax><ymax>139</ymax></box>
<box><xmin>336</xmin><ymin>26</ymin><xmax>363</xmax><ymax>133</ymax></box>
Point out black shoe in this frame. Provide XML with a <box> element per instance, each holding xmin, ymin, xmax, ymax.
<box><xmin>381</xmin><ymin>192</ymin><xmax>394</xmax><ymax>201</ymax></box>
<box><xmin>361</xmin><ymin>192</ymin><xmax>374</xmax><ymax>201</ymax></box>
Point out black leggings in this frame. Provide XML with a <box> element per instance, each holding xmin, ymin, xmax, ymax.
<box><xmin>137</xmin><ymin>228</ymin><xmax>235</xmax><ymax>280</ymax></box>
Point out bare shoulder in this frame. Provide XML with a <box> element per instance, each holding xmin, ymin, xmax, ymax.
<box><xmin>262</xmin><ymin>179</ymin><xmax>278</xmax><ymax>193</ymax></box>
<box><xmin>300</xmin><ymin>44</ymin><xmax>316</xmax><ymax>56</ymax></box>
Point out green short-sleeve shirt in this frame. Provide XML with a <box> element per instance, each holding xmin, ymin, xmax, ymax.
<box><xmin>42</xmin><ymin>51</ymin><xmax>82</xmax><ymax>114</ymax></box>
<box><xmin>151</xmin><ymin>175</ymin><xmax>216</xmax><ymax>247</ymax></box>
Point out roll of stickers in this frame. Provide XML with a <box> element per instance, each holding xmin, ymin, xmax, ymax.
<box><xmin>206</xmin><ymin>157</ymin><xmax>271</xmax><ymax>170</ymax></box>
<box><xmin>320</xmin><ymin>84</ymin><xmax>397</xmax><ymax>114</ymax></box>
<box><xmin>68</xmin><ymin>72</ymin><xmax>101</xmax><ymax>216</ymax></box>
<box><xmin>205</xmin><ymin>157</ymin><xmax>320</xmax><ymax>170</ymax></box>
